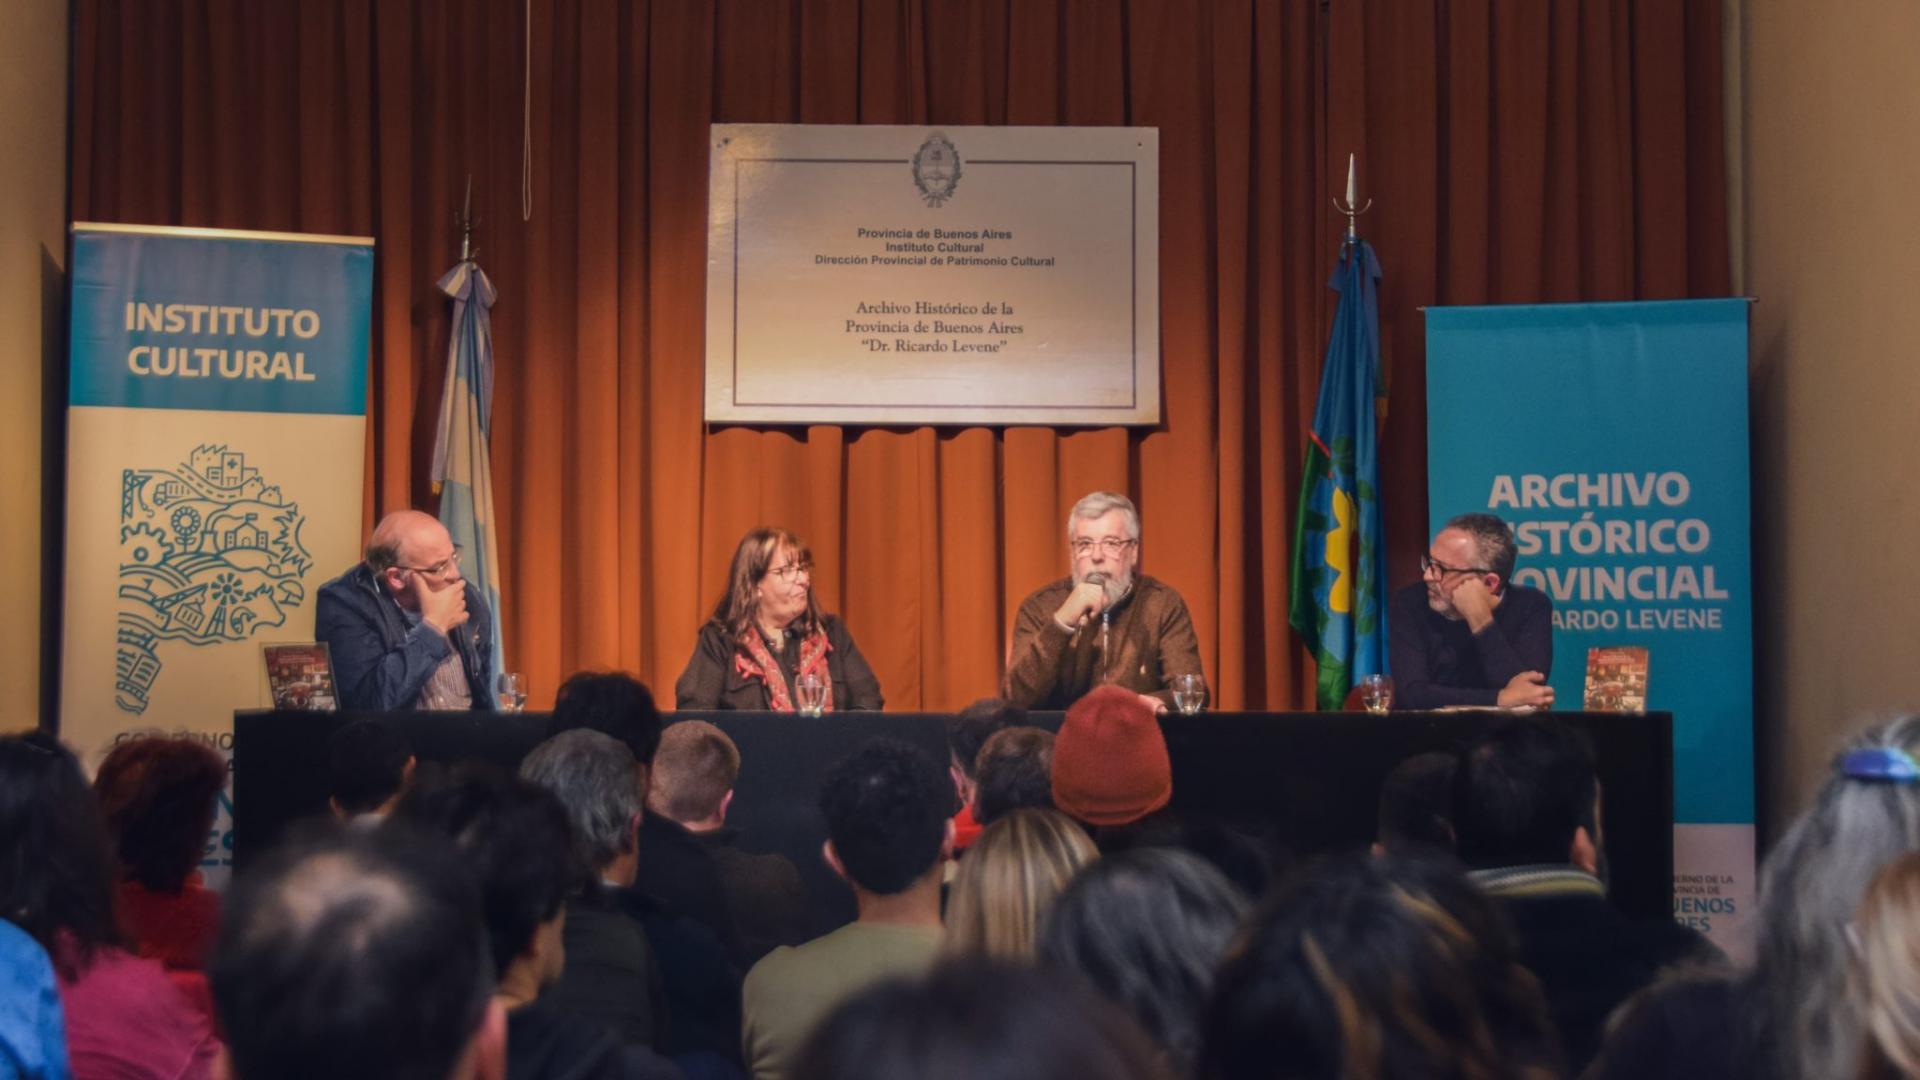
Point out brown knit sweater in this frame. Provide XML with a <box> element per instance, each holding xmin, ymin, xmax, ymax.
<box><xmin>1001</xmin><ymin>575</ymin><xmax>1205</xmax><ymax>710</ymax></box>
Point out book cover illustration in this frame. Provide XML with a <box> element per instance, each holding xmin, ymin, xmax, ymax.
<box><xmin>264</xmin><ymin>642</ymin><xmax>338</xmax><ymax>711</ymax></box>
<box><xmin>1584</xmin><ymin>646</ymin><xmax>1649</xmax><ymax>713</ymax></box>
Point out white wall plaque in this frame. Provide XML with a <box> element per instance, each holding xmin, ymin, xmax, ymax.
<box><xmin>706</xmin><ymin>124</ymin><xmax>1159</xmax><ymax>426</ymax></box>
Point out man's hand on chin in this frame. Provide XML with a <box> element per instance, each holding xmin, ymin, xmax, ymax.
<box><xmin>1449</xmin><ymin>577</ymin><xmax>1499</xmax><ymax>632</ymax></box>
<box><xmin>414</xmin><ymin>575</ymin><xmax>470</xmax><ymax>635</ymax></box>
<box><xmin>1054</xmin><ymin>579</ymin><xmax>1109</xmax><ymax>631</ymax></box>
<box><xmin>1497</xmin><ymin>670</ymin><xmax>1554</xmax><ymax>709</ymax></box>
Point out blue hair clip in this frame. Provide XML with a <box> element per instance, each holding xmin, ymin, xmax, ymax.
<box><xmin>1840</xmin><ymin>747</ymin><xmax>1920</xmax><ymax>783</ymax></box>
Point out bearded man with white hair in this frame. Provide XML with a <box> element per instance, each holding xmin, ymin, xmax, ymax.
<box><xmin>1002</xmin><ymin>491</ymin><xmax>1205</xmax><ymax>713</ymax></box>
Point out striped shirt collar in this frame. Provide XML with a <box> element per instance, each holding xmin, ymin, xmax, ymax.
<box><xmin>1468</xmin><ymin>863</ymin><xmax>1606</xmax><ymax>900</ymax></box>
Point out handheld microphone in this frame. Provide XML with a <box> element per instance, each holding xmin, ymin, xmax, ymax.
<box><xmin>1080</xmin><ymin>572</ymin><xmax>1108</xmax><ymax>625</ymax></box>
<box><xmin>1083</xmin><ymin>572</ymin><xmax>1111</xmax><ymax>651</ymax></box>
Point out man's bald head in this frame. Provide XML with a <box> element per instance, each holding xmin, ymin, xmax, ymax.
<box><xmin>368</xmin><ymin>510</ymin><xmax>450</xmax><ymax>571</ymax></box>
<box><xmin>211</xmin><ymin>823</ymin><xmax>500</xmax><ymax>1080</ymax></box>
<box><xmin>366</xmin><ymin>510</ymin><xmax>461</xmax><ymax>605</ymax></box>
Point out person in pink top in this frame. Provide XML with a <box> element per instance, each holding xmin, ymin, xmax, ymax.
<box><xmin>0</xmin><ymin>732</ymin><xmax>219</xmax><ymax>1080</ymax></box>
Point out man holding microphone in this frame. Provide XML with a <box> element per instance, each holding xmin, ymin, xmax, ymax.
<box><xmin>1002</xmin><ymin>491</ymin><xmax>1205</xmax><ymax>713</ymax></box>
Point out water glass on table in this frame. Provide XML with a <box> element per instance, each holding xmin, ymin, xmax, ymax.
<box><xmin>1172</xmin><ymin>673</ymin><xmax>1206</xmax><ymax>716</ymax></box>
<box><xmin>795</xmin><ymin>672</ymin><xmax>828</xmax><ymax>717</ymax></box>
<box><xmin>1359</xmin><ymin>674</ymin><xmax>1393</xmax><ymax>715</ymax></box>
<box><xmin>496</xmin><ymin>672</ymin><xmax>527</xmax><ymax>713</ymax></box>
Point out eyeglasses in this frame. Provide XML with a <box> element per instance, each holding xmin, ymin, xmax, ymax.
<box><xmin>1420</xmin><ymin>554</ymin><xmax>1491</xmax><ymax>578</ymax></box>
<box><xmin>1070</xmin><ymin>538</ymin><xmax>1136</xmax><ymax>557</ymax></box>
<box><xmin>767</xmin><ymin>560</ymin><xmax>813</xmax><ymax>582</ymax></box>
<box><xmin>396</xmin><ymin>544</ymin><xmax>463</xmax><ymax>578</ymax></box>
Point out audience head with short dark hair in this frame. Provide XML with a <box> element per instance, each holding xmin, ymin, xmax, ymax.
<box><xmin>211</xmin><ymin>822</ymin><xmax>499</xmax><ymax>1080</ymax></box>
<box><xmin>327</xmin><ymin>720</ymin><xmax>414</xmax><ymax>817</ymax></box>
<box><xmin>943</xmin><ymin>808</ymin><xmax>1096</xmax><ymax>960</ymax></box>
<box><xmin>0</xmin><ymin>731</ymin><xmax>123</xmax><ymax>973</ymax></box>
<box><xmin>648</xmin><ymin>719</ymin><xmax>740</xmax><ymax>825</ymax></box>
<box><xmin>519</xmin><ymin>728</ymin><xmax>642</xmax><ymax>878</ymax></box>
<box><xmin>93</xmin><ymin>733</ymin><xmax>227</xmax><ymax>893</ymax></box>
<box><xmin>973</xmin><ymin>727</ymin><xmax>1056</xmax><ymax>826</ymax></box>
<box><xmin>549</xmin><ymin>671</ymin><xmax>664</xmax><ymax>765</ymax></box>
<box><xmin>946</xmin><ymin>698</ymin><xmax>1027</xmax><ymax>782</ymax></box>
<box><xmin>1375</xmin><ymin>750</ymin><xmax>1459</xmax><ymax>857</ymax></box>
<box><xmin>1453</xmin><ymin>717</ymin><xmax>1598</xmax><ymax>869</ymax></box>
<box><xmin>389</xmin><ymin>764</ymin><xmax>578</xmax><ymax>982</ymax></box>
<box><xmin>818</xmin><ymin>738</ymin><xmax>952</xmax><ymax>896</ymax></box>
<box><xmin>1039</xmin><ymin>848</ymin><xmax>1247</xmax><ymax>1074</ymax></box>
<box><xmin>1052</xmin><ymin>686</ymin><xmax>1171</xmax><ymax>828</ymax></box>
<box><xmin>1200</xmin><ymin>852</ymin><xmax>1561</xmax><ymax>1080</ymax></box>
<box><xmin>792</xmin><ymin>959</ymin><xmax>1168</xmax><ymax>1080</ymax></box>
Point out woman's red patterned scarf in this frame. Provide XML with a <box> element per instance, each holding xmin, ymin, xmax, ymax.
<box><xmin>734</xmin><ymin>627</ymin><xmax>833</xmax><ymax>713</ymax></box>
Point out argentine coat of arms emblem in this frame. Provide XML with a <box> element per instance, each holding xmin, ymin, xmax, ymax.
<box><xmin>912</xmin><ymin>132</ymin><xmax>962</xmax><ymax>208</ymax></box>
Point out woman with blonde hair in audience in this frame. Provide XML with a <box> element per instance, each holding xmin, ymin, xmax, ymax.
<box><xmin>1591</xmin><ymin>717</ymin><xmax>1920</xmax><ymax>1080</ymax></box>
<box><xmin>943</xmin><ymin>808</ymin><xmax>1097</xmax><ymax>960</ymax></box>
<box><xmin>1853</xmin><ymin>851</ymin><xmax>1920</xmax><ymax>1079</ymax></box>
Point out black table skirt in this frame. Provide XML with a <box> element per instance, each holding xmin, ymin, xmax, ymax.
<box><xmin>235</xmin><ymin>709</ymin><xmax>1673</xmax><ymax>934</ymax></box>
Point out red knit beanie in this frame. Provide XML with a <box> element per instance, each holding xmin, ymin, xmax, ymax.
<box><xmin>1050</xmin><ymin>685</ymin><xmax>1172</xmax><ymax>826</ymax></box>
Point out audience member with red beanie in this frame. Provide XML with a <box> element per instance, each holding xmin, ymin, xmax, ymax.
<box><xmin>1050</xmin><ymin>685</ymin><xmax>1172</xmax><ymax>828</ymax></box>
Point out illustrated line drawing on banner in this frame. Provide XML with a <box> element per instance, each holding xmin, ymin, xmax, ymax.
<box><xmin>117</xmin><ymin>447</ymin><xmax>312</xmax><ymax>715</ymax></box>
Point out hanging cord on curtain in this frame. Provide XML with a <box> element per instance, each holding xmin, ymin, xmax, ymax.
<box><xmin>522</xmin><ymin>0</ymin><xmax>533</xmax><ymax>221</ymax></box>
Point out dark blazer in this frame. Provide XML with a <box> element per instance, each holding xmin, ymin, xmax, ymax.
<box><xmin>506</xmin><ymin>1003</ymin><xmax>685</xmax><ymax>1080</ymax></box>
<box><xmin>693</xmin><ymin>827</ymin><xmax>809</xmax><ymax>967</ymax></box>
<box><xmin>614</xmin><ymin>887</ymin><xmax>743</xmax><ymax>1067</ymax></box>
<box><xmin>545</xmin><ymin>887</ymin><xmax>666</xmax><ymax>1049</ymax></box>
<box><xmin>634</xmin><ymin>815</ymin><xmax>743</xmax><ymax>963</ymax></box>
<box><xmin>315</xmin><ymin>563</ymin><xmax>495</xmax><ymax>711</ymax></box>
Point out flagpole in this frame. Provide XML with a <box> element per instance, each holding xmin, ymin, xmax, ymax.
<box><xmin>1334</xmin><ymin>152</ymin><xmax>1372</xmax><ymax>246</ymax></box>
<box><xmin>458</xmin><ymin>174</ymin><xmax>476</xmax><ymax>264</ymax></box>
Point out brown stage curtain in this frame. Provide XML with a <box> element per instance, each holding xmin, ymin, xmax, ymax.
<box><xmin>70</xmin><ymin>0</ymin><xmax>1726</xmax><ymax>711</ymax></box>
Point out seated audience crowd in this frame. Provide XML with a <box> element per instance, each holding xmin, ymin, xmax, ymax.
<box><xmin>15</xmin><ymin>680</ymin><xmax>1920</xmax><ymax>1080</ymax></box>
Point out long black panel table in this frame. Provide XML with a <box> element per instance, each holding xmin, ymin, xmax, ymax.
<box><xmin>235</xmin><ymin>709</ymin><xmax>1672</xmax><ymax>935</ymax></box>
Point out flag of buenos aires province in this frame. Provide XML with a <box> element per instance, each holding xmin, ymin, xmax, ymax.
<box><xmin>1289</xmin><ymin>240</ymin><xmax>1387</xmax><ymax>710</ymax></box>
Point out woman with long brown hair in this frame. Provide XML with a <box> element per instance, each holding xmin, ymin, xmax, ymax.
<box><xmin>674</xmin><ymin>527</ymin><xmax>884</xmax><ymax>711</ymax></box>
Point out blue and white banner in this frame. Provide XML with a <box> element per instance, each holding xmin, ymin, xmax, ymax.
<box><xmin>1426</xmin><ymin>299</ymin><xmax>1753</xmax><ymax>955</ymax></box>
<box><xmin>62</xmin><ymin>224</ymin><xmax>373</xmax><ymax>887</ymax></box>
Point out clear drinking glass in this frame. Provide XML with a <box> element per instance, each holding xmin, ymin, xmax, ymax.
<box><xmin>496</xmin><ymin>672</ymin><xmax>527</xmax><ymax>713</ymax></box>
<box><xmin>1360</xmin><ymin>674</ymin><xmax>1393</xmax><ymax>715</ymax></box>
<box><xmin>794</xmin><ymin>672</ymin><xmax>828</xmax><ymax>717</ymax></box>
<box><xmin>1172</xmin><ymin>673</ymin><xmax>1206</xmax><ymax>716</ymax></box>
